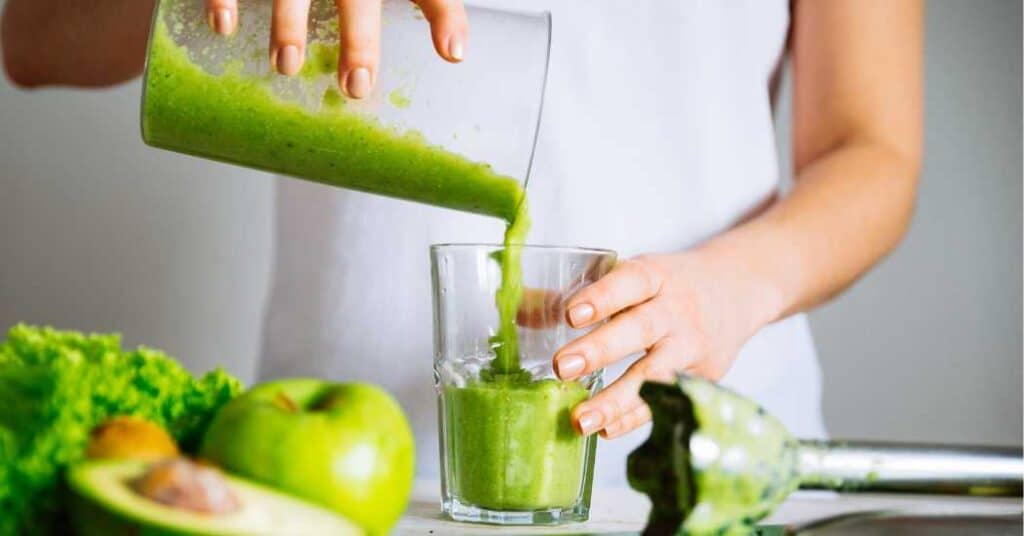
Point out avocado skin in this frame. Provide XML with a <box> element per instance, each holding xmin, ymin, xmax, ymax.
<box><xmin>66</xmin><ymin>459</ymin><xmax>363</xmax><ymax>536</ymax></box>
<box><xmin>70</xmin><ymin>493</ymin><xmax>187</xmax><ymax>536</ymax></box>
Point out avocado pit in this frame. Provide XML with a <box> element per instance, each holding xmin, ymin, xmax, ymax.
<box><xmin>132</xmin><ymin>458</ymin><xmax>241</xmax><ymax>514</ymax></box>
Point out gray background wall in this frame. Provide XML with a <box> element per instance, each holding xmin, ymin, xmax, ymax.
<box><xmin>1</xmin><ymin>1</ymin><xmax>1020</xmax><ymax>445</ymax></box>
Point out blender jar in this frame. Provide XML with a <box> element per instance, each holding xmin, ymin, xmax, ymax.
<box><xmin>141</xmin><ymin>0</ymin><xmax>550</xmax><ymax>221</ymax></box>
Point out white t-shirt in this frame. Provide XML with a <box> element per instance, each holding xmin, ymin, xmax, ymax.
<box><xmin>258</xmin><ymin>0</ymin><xmax>826</xmax><ymax>485</ymax></box>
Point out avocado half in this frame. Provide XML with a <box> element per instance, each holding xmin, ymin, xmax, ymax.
<box><xmin>68</xmin><ymin>459</ymin><xmax>363</xmax><ymax>536</ymax></box>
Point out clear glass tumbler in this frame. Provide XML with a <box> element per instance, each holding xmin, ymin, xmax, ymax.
<box><xmin>141</xmin><ymin>0</ymin><xmax>550</xmax><ymax>221</ymax></box>
<box><xmin>431</xmin><ymin>244</ymin><xmax>618</xmax><ymax>525</ymax></box>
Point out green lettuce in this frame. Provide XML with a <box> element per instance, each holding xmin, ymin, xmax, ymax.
<box><xmin>0</xmin><ymin>324</ymin><xmax>243</xmax><ymax>535</ymax></box>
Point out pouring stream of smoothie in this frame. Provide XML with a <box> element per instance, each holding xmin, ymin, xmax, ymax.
<box><xmin>146</xmin><ymin>15</ymin><xmax>532</xmax><ymax>377</ymax></box>
<box><xmin>492</xmin><ymin>201</ymin><xmax>531</xmax><ymax>375</ymax></box>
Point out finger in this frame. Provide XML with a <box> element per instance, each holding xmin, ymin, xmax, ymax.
<box><xmin>600</xmin><ymin>402</ymin><xmax>652</xmax><ymax>440</ymax></box>
<box><xmin>414</xmin><ymin>0</ymin><xmax>469</xmax><ymax>62</ymax></box>
<box><xmin>336</xmin><ymin>0</ymin><xmax>381</xmax><ymax>98</ymax></box>
<box><xmin>553</xmin><ymin>299</ymin><xmax>671</xmax><ymax>381</ymax></box>
<box><xmin>583</xmin><ymin>254</ymin><xmax>618</xmax><ymax>285</ymax></box>
<box><xmin>516</xmin><ymin>287</ymin><xmax>562</xmax><ymax>329</ymax></box>
<box><xmin>565</xmin><ymin>257</ymin><xmax>665</xmax><ymax>329</ymax></box>
<box><xmin>270</xmin><ymin>0</ymin><xmax>312</xmax><ymax>76</ymax></box>
<box><xmin>517</xmin><ymin>255</ymin><xmax>617</xmax><ymax>330</ymax></box>
<box><xmin>206</xmin><ymin>0</ymin><xmax>238</xmax><ymax>35</ymax></box>
<box><xmin>572</xmin><ymin>341</ymin><xmax>685</xmax><ymax>436</ymax></box>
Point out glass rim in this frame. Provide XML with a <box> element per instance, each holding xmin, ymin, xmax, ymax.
<box><xmin>430</xmin><ymin>243</ymin><xmax>617</xmax><ymax>256</ymax></box>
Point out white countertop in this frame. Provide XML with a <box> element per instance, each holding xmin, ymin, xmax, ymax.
<box><xmin>395</xmin><ymin>479</ymin><xmax>1022</xmax><ymax>534</ymax></box>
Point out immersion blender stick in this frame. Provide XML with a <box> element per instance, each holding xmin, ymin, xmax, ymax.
<box><xmin>797</xmin><ymin>440</ymin><xmax>1024</xmax><ymax>496</ymax></box>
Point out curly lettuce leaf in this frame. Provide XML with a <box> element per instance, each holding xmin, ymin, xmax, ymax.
<box><xmin>0</xmin><ymin>324</ymin><xmax>243</xmax><ymax>535</ymax></box>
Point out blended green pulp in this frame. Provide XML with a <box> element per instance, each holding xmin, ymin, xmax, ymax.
<box><xmin>682</xmin><ymin>378</ymin><xmax>798</xmax><ymax>535</ymax></box>
<box><xmin>143</xmin><ymin>19</ymin><xmax>524</xmax><ymax>222</ymax></box>
<box><xmin>444</xmin><ymin>379</ymin><xmax>590</xmax><ymax>510</ymax></box>
<box><xmin>628</xmin><ymin>379</ymin><xmax>800</xmax><ymax>536</ymax></box>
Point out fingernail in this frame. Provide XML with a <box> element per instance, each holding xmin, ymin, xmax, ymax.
<box><xmin>212</xmin><ymin>8</ymin><xmax>233</xmax><ymax>35</ymax></box>
<box><xmin>555</xmin><ymin>354</ymin><xmax>586</xmax><ymax>379</ymax></box>
<box><xmin>601</xmin><ymin>421</ymin><xmax>620</xmax><ymax>438</ymax></box>
<box><xmin>447</xmin><ymin>35</ymin><xmax>464</xmax><ymax>61</ymax></box>
<box><xmin>273</xmin><ymin>45</ymin><xmax>302</xmax><ymax>76</ymax></box>
<box><xmin>344</xmin><ymin>67</ymin><xmax>372</xmax><ymax>99</ymax></box>
<box><xmin>578</xmin><ymin>411</ymin><xmax>603</xmax><ymax>435</ymax></box>
<box><xmin>568</xmin><ymin>303</ymin><xmax>594</xmax><ymax>326</ymax></box>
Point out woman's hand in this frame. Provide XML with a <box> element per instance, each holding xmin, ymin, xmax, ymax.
<box><xmin>204</xmin><ymin>0</ymin><xmax>467</xmax><ymax>98</ymax></box>
<box><xmin>552</xmin><ymin>248</ymin><xmax>784</xmax><ymax>439</ymax></box>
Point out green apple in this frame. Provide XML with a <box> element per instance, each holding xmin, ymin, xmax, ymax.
<box><xmin>199</xmin><ymin>379</ymin><xmax>415</xmax><ymax>535</ymax></box>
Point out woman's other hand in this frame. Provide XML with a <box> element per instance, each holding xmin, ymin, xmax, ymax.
<box><xmin>552</xmin><ymin>248</ymin><xmax>784</xmax><ymax>439</ymax></box>
<box><xmin>204</xmin><ymin>0</ymin><xmax>467</xmax><ymax>98</ymax></box>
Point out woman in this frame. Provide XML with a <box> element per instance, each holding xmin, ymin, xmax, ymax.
<box><xmin>3</xmin><ymin>0</ymin><xmax>922</xmax><ymax>484</ymax></box>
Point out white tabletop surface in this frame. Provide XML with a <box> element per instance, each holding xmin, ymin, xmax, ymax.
<box><xmin>395</xmin><ymin>479</ymin><xmax>1022</xmax><ymax>535</ymax></box>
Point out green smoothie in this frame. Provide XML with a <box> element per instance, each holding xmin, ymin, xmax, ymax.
<box><xmin>444</xmin><ymin>379</ymin><xmax>590</xmax><ymax>510</ymax></box>
<box><xmin>143</xmin><ymin>17</ymin><xmax>525</xmax><ymax>222</ymax></box>
<box><xmin>447</xmin><ymin>207</ymin><xmax>596</xmax><ymax>514</ymax></box>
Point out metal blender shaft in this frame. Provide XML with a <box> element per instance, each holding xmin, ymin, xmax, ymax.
<box><xmin>796</xmin><ymin>440</ymin><xmax>1024</xmax><ymax>496</ymax></box>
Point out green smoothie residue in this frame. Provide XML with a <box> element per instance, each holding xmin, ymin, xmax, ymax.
<box><xmin>321</xmin><ymin>87</ymin><xmax>345</xmax><ymax>109</ymax></box>
<box><xmin>388</xmin><ymin>88</ymin><xmax>412</xmax><ymax>109</ymax></box>
<box><xmin>682</xmin><ymin>379</ymin><xmax>798</xmax><ymax>535</ymax></box>
<box><xmin>300</xmin><ymin>42</ymin><xmax>339</xmax><ymax>80</ymax></box>
<box><xmin>628</xmin><ymin>379</ymin><xmax>799</xmax><ymax>536</ymax></box>
<box><xmin>444</xmin><ymin>379</ymin><xmax>590</xmax><ymax>510</ymax></box>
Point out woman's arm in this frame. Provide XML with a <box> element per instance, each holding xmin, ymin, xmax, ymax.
<box><xmin>2</xmin><ymin>0</ymin><xmax>155</xmax><ymax>87</ymax></box>
<box><xmin>728</xmin><ymin>0</ymin><xmax>924</xmax><ymax>316</ymax></box>
<box><xmin>556</xmin><ymin>0</ymin><xmax>923</xmax><ymax>438</ymax></box>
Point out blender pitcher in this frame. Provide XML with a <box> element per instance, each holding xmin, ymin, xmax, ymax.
<box><xmin>141</xmin><ymin>0</ymin><xmax>550</xmax><ymax>222</ymax></box>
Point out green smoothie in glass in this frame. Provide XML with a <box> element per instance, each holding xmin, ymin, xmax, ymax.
<box><xmin>439</xmin><ymin>203</ymin><xmax>597</xmax><ymax>515</ymax></box>
<box><xmin>444</xmin><ymin>379</ymin><xmax>590</xmax><ymax>510</ymax></box>
<box><xmin>433</xmin><ymin>241</ymin><xmax>607</xmax><ymax>523</ymax></box>
<box><xmin>442</xmin><ymin>202</ymin><xmax>597</xmax><ymax>515</ymax></box>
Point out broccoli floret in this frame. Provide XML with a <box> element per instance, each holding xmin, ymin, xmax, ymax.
<box><xmin>0</xmin><ymin>324</ymin><xmax>243</xmax><ymax>535</ymax></box>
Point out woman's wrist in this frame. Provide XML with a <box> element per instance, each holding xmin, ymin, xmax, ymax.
<box><xmin>692</xmin><ymin>222</ymin><xmax>794</xmax><ymax>332</ymax></box>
